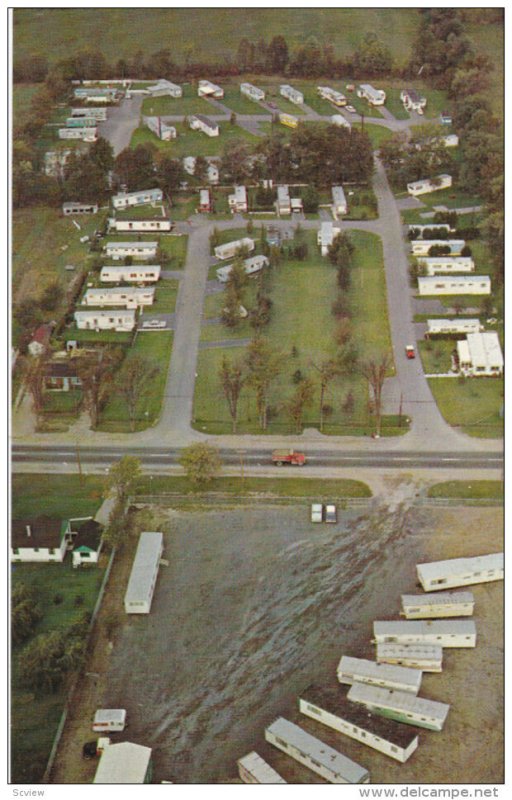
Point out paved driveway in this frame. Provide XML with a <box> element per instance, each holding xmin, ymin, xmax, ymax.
<box><xmin>97</xmin><ymin>95</ymin><xmax>144</xmax><ymax>155</ymax></box>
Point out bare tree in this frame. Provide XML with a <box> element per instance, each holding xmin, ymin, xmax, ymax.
<box><xmin>245</xmin><ymin>336</ymin><xmax>282</xmax><ymax>430</ymax></box>
<box><xmin>311</xmin><ymin>358</ymin><xmax>339</xmax><ymax>432</ymax></box>
<box><xmin>116</xmin><ymin>354</ymin><xmax>158</xmax><ymax>431</ymax></box>
<box><xmin>77</xmin><ymin>348</ymin><xmax>122</xmax><ymax>429</ymax></box>
<box><xmin>284</xmin><ymin>377</ymin><xmax>315</xmax><ymax>434</ymax></box>
<box><xmin>22</xmin><ymin>353</ymin><xmax>50</xmax><ymax>422</ymax></box>
<box><xmin>219</xmin><ymin>356</ymin><xmax>246</xmax><ymax>433</ymax></box>
<box><xmin>359</xmin><ymin>352</ymin><xmax>393</xmax><ymax>437</ymax></box>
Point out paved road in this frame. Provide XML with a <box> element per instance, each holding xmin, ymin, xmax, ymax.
<box><xmin>97</xmin><ymin>95</ymin><xmax>143</xmax><ymax>155</ymax></box>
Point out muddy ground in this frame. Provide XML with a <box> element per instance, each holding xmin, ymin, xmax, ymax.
<box><xmin>51</xmin><ymin>500</ymin><xmax>503</xmax><ymax>785</ymax></box>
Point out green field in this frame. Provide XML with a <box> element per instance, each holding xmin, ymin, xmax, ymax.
<box><xmin>363</xmin><ymin>123</ymin><xmax>394</xmax><ymax>151</ymax></box>
<box><xmin>427</xmin><ymin>377</ymin><xmax>503</xmax><ymax>438</ymax></box>
<box><xmin>132</xmin><ymin>120</ymin><xmax>257</xmax><ymax>157</ymax></box>
<box><xmin>141</xmin><ymin>84</ymin><xmax>213</xmax><ymax>117</ymax></box>
<box><xmin>428</xmin><ymin>480</ymin><xmax>503</xmax><ymax>500</ymax></box>
<box><xmin>12</xmin><ymin>82</ymin><xmax>40</xmax><ymax>127</ymax></box>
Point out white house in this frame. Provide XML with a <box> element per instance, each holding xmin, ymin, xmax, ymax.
<box><xmin>411</xmin><ymin>239</ymin><xmax>465</xmax><ymax>256</ymax></box>
<box><xmin>375</xmin><ymin>643</ymin><xmax>443</xmax><ymax>673</ymax></box>
<box><xmin>331</xmin><ymin>114</ymin><xmax>351</xmax><ymax>128</ymax></box>
<box><xmin>94</xmin><ymin>742</ymin><xmax>152</xmax><ymax>784</ymax></box>
<box><xmin>112</xmin><ymin>188</ymin><xmax>163</xmax><ymax>209</ymax></box>
<box><xmin>75</xmin><ymin>309</ymin><xmax>136</xmax><ymax>331</ymax></box>
<box><xmin>237</xmin><ymin>752</ymin><xmax>286</xmax><ymax>784</ymax></box>
<box><xmin>100</xmin><ymin>265</ymin><xmax>161</xmax><ymax>283</ymax></box>
<box><xmin>419</xmin><ymin>257</ymin><xmax>475</xmax><ymax>275</ymax></box>
<box><xmin>240</xmin><ymin>82</ymin><xmax>265</xmax><ymax>102</ymax></box>
<box><xmin>82</xmin><ymin>287</ymin><xmax>155</xmax><ymax>308</ymax></box>
<box><xmin>11</xmin><ymin>517</ymin><xmax>72</xmax><ymax>563</ymax></box>
<box><xmin>347</xmin><ymin>684</ymin><xmax>450</xmax><ymax>732</ymax></box>
<box><xmin>400</xmin><ymin>88</ymin><xmax>427</xmax><ymax>114</ymax></box>
<box><xmin>124</xmin><ymin>532</ymin><xmax>164</xmax><ymax>614</ymax></box>
<box><xmin>28</xmin><ymin>323</ymin><xmax>54</xmax><ymax>356</ymax></box>
<box><xmin>357</xmin><ymin>84</ymin><xmax>386</xmax><ymax>105</ymax></box>
<box><xmin>416</xmin><ymin>553</ymin><xmax>504</xmax><ymax>592</ymax></box>
<box><xmin>183</xmin><ymin>156</ymin><xmax>219</xmax><ymax>184</ymax></box>
<box><xmin>317</xmin><ymin>86</ymin><xmax>347</xmax><ymax>106</ymax></box>
<box><xmin>228</xmin><ymin>185</ymin><xmax>248</xmax><ymax>213</ymax></box>
<box><xmin>426</xmin><ymin>318</ymin><xmax>483</xmax><ymax>337</ymax></box>
<box><xmin>456</xmin><ymin>332</ymin><xmax>503</xmax><ymax>377</ymax></box>
<box><xmin>62</xmin><ymin>202</ymin><xmax>98</xmax><ymax>216</ymax></box>
<box><xmin>216</xmin><ymin>254</ymin><xmax>269</xmax><ymax>283</ymax></box>
<box><xmin>189</xmin><ymin>114</ymin><xmax>219</xmax><ymax>137</ymax></box>
<box><xmin>336</xmin><ymin>655</ymin><xmax>422</xmax><ymax>695</ymax></box>
<box><xmin>280</xmin><ymin>84</ymin><xmax>304</xmax><ymax>105</ymax></box>
<box><xmin>417</xmin><ymin>275</ymin><xmax>491</xmax><ymax>296</ymax></box>
<box><xmin>109</xmin><ymin>217</ymin><xmax>172</xmax><ymax>233</ymax></box>
<box><xmin>197</xmin><ymin>79</ymin><xmax>224</xmax><ymax>98</ymax></box>
<box><xmin>104</xmin><ymin>241</ymin><xmax>158</xmax><ymax>261</ymax></box>
<box><xmin>332</xmin><ymin>185</ymin><xmax>348</xmax><ymax>217</ymax></box>
<box><xmin>143</xmin><ymin>116</ymin><xmax>176</xmax><ymax>141</ymax></box>
<box><xmin>214</xmin><ymin>237</ymin><xmax>255</xmax><ymax>260</ymax></box>
<box><xmin>277</xmin><ymin>185</ymin><xmax>291</xmax><ymax>215</ymax></box>
<box><xmin>146</xmin><ymin>78</ymin><xmax>182</xmax><ymax>97</ymax></box>
<box><xmin>299</xmin><ymin>684</ymin><xmax>419</xmax><ymax>764</ymax></box>
<box><xmin>59</xmin><ymin>127</ymin><xmax>97</xmax><ymax>141</ymax></box>
<box><xmin>318</xmin><ymin>221</ymin><xmax>341</xmax><ymax>255</ymax></box>
<box><xmin>401</xmin><ymin>591</ymin><xmax>475</xmax><ymax>619</ymax></box>
<box><xmin>407</xmin><ymin>174</ymin><xmax>452</xmax><ymax>196</ymax></box>
<box><xmin>373</xmin><ymin>619</ymin><xmax>477</xmax><ymax>648</ymax></box>
<box><xmin>69</xmin><ymin>518</ymin><xmax>103</xmax><ymax>568</ymax></box>
<box><xmin>265</xmin><ymin>717</ymin><xmax>369</xmax><ymax>784</ymax></box>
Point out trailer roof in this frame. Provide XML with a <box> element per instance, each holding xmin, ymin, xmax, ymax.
<box><xmin>94</xmin><ymin>742</ymin><xmax>152</xmax><ymax>783</ymax></box>
<box><xmin>338</xmin><ymin>655</ymin><xmax>422</xmax><ymax>690</ymax></box>
<box><xmin>124</xmin><ymin>532</ymin><xmax>163</xmax><ymax>606</ymax></box>
<box><xmin>348</xmin><ymin>684</ymin><xmax>450</xmax><ymax>722</ymax></box>
<box><xmin>376</xmin><ymin>643</ymin><xmax>443</xmax><ymax>660</ymax></box>
<box><xmin>401</xmin><ymin>591</ymin><xmax>474</xmax><ymax>607</ymax></box>
<box><xmin>374</xmin><ymin>619</ymin><xmax>476</xmax><ymax>636</ymax></box>
<box><xmin>301</xmin><ymin>684</ymin><xmax>420</xmax><ymax>747</ymax></box>
<box><xmin>417</xmin><ymin>553</ymin><xmax>503</xmax><ymax>583</ymax></box>
<box><xmin>237</xmin><ymin>751</ymin><xmax>286</xmax><ymax>783</ymax></box>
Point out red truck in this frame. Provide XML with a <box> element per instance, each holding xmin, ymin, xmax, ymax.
<box><xmin>271</xmin><ymin>449</ymin><xmax>306</xmax><ymax>466</ymax></box>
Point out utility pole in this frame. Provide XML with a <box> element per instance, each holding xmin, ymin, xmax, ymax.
<box><xmin>398</xmin><ymin>392</ymin><xmax>404</xmax><ymax>427</ymax></box>
<box><xmin>75</xmin><ymin>442</ymin><xmax>83</xmax><ymax>485</ymax></box>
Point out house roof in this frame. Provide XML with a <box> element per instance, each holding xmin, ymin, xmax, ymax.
<box><xmin>71</xmin><ymin>519</ymin><xmax>103</xmax><ymax>551</ymax></box>
<box><xmin>45</xmin><ymin>361</ymin><xmax>80</xmax><ymax>379</ymax></box>
<box><xmin>31</xmin><ymin>324</ymin><xmax>54</xmax><ymax>345</ymax></box>
<box><xmin>12</xmin><ymin>517</ymin><xmax>68</xmax><ymax>549</ymax></box>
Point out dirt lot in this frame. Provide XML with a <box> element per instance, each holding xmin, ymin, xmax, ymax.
<box><xmin>50</xmin><ymin>500</ymin><xmax>503</xmax><ymax>785</ymax></box>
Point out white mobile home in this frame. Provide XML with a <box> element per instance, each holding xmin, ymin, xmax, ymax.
<box><xmin>237</xmin><ymin>752</ymin><xmax>286</xmax><ymax>784</ymax></box>
<box><xmin>318</xmin><ymin>221</ymin><xmax>341</xmax><ymax>255</ymax></box>
<box><xmin>189</xmin><ymin>114</ymin><xmax>219</xmax><ymax>137</ymax></box>
<box><xmin>59</xmin><ymin>127</ymin><xmax>97</xmax><ymax>141</ymax></box>
<box><xmin>82</xmin><ymin>287</ymin><xmax>155</xmax><ymax>308</ymax></box>
<box><xmin>401</xmin><ymin>591</ymin><xmax>475</xmax><ymax>619</ymax></box>
<box><xmin>457</xmin><ymin>332</ymin><xmax>503</xmax><ymax>377</ymax></box>
<box><xmin>265</xmin><ymin>717</ymin><xmax>369</xmax><ymax>784</ymax></box>
<box><xmin>408</xmin><ymin>223</ymin><xmax>452</xmax><ymax>237</ymax></box>
<box><xmin>74</xmin><ymin>87</ymin><xmax>118</xmax><ymax>100</ymax></box>
<box><xmin>417</xmin><ymin>553</ymin><xmax>504</xmax><ymax>592</ymax></box>
<box><xmin>277</xmin><ymin>185</ymin><xmax>291</xmax><ymax>214</ymax></box>
<box><xmin>104</xmin><ymin>241</ymin><xmax>158</xmax><ymax>261</ymax></box>
<box><xmin>216</xmin><ymin>254</ymin><xmax>269</xmax><ymax>283</ymax></box>
<box><xmin>93</xmin><ymin>709</ymin><xmax>127</xmax><ymax>733</ymax></box>
<box><xmin>418</xmin><ymin>257</ymin><xmax>475</xmax><ymax>275</ymax></box>
<box><xmin>147</xmin><ymin>79</ymin><xmax>182</xmax><ymax>98</ymax></box>
<box><xmin>411</xmin><ymin>239</ymin><xmax>465</xmax><ymax>256</ymax></box>
<box><xmin>198</xmin><ymin>188</ymin><xmax>212</xmax><ymax>212</ymax></box>
<box><xmin>94</xmin><ymin>742</ymin><xmax>152</xmax><ymax>784</ymax></box>
<box><xmin>124</xmin><ymin>531</ymin><xmax>163</xmax><ymax>614</ymax></box>
<box><xmin>331</xmin><ymin>114</ymin><xmax>351</xmax><ymax>128</ymax></box>
<box><xmin>112</xmin><ymin>188</ymin><xmax>163</xmax><ymax>209</ymax></box>
<box><xmin>100</xmin><ymin>265</ymin><xmax>161</xmax><ymax>283</ymax></box>
<box><xmin>442</xmin><ymin>134</ymin><xmax>459</xmax><ymax>147</ymax></box>
<box><xmin>373</xmin><ymin>619</ymin><xmax>477</xmax><ymax>648</ymax></box>
<box><xmin>426</xmin><ymin>318</ymin><xmax>483</xmax><ymax>337</ymax></box>
<box><xmin>407</xmin><ymin>174</ymin><xmax>452</xmax><ymax>196</ymax></box>
<box><xmin>337</xmin><ymin>655</ymin><xmax>422</xmax><ymax>695</ymax></box>
<box><xmin>214</xmin><ymin>237</ymin><xmax>255</xmax><ymax>261</ymax></box>
<box><xmin>228</xmin><ymin>185</ymin><xmax>248</xmax><ymax>213</ymax></box>
<box><xmin>357</xmin><ymin>84</ymin><xmax>386</xmax><ymax>105</ymax></box>
<box><xmin>280</xmin><ymin>84</ymin><xmax>304</xmax><ymax>105</ymax></box>
<box><xmin>71</xmin><ymin>107</ymin><xmax>108</xmax><ymax>120</ymax></box>
<box><xmin>400</xmin><ymin>88</ymin><xmax>427</xmax><ymax>114</ymax></box>
<box><xmin>75</xmin><ymin>309</ymin><xmax>136</xmax><ymax>331</ymax></box>
<box><xmin>318</xmin><ymin>86</ymin><xmax>347</xmax><ymax>106</ymax></box>
<box><xmin>417</xmin><ymin>275</ymin><xmax>491</xmax><ymax>296</ymax></box>
<box><xmin>299</xmin><ymin>684</ymin><xmax>419</xmax><ymax>763</ymax></box>
<box><xmin>348</xmin><ymin>684</ymin><xmax>450</xmax><ymax>732</ymax></box>
<box><xmin>109</xmin><ymin>218</ymin><xmax>172</xmax><ymax>233</ymax></box>
<box><xmin>197</xmin><ymin>79</ymin><xmax>224</xmax><ymax>98</ymax></box>
<box><xmin>65</xmin><ymin>116</ymin><xmax>98</xmax><ymax>128</ymax></box>
<box><xmin>240</xmin><ymin>82</ymin><xmax>265</xmax><ymax>102</ymax></box>
<box><xmin>376</xmin><ymin>643</ymin><xmax>443</xmax><ymax>673</ymax></box>
<box><xmin>332</xmin><ymin>185</ymin><xmax>348</xmax><ymax>217</ymax></box>
<box><xmin>62</xmin><ymin>202</ymin><xmax>98</xmax><ymax>216</ymax></box>
<box><xmin>144</xmin><ymin>115</ymin><xmax>177</xmax><ymax>141</ymax></box>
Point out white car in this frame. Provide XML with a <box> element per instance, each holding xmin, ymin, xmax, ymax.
<box><xmin>142</xmin><ymin>319</ymin><xmax>166</xmax><ymax>329</ymax></box>
<box><xmin>311</xmin><ymin>504</ymin><xmax>323</xmax><ymax>523</ymax></box>
<box><xmin>325</xmin><ymin>504</ymin><xmax>337</xmax><ymax>523</ymax></box>
<box><xmin>346</xmin><ymin>105</ymin><xmax>357</xmax><ymax>113</ymax></box>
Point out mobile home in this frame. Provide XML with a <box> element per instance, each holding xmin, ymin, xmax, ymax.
<box><xmin>376</xmin><ymin>643</ymin><xmax>443</xmax><ymax>673</ymax></box>
<box><xmin>417</xmin><ymin>553</ymin><xmax>504</xmax><ymax>592</ymax></box>
<box><xmin>279</xmin><ymin>84</ymin><xmax>304</xmax><ymax>105</ymax></box>
<box><xmin>75</xmin><ymin>309</ymin><xmax>136</xmax><ymax>332</ymax></box>
<box><xmin>112</xmin><ymin>188</ymin><xmax>163</xmax><ymax>209</ymax></box>
<box><xmin>100</xmin><ymin>265</ymin><xmax>161</xmax><ymax>283</ymax></box>
<box><xmin>332</xmin><ymin>185</ymin><xmax>348</xmax><ymax>217</ymax></box>
<box><xmin>417</xmin><ymin>276</ymin><xmax>491</xmax><ymax>296</ymax></box>
<box><xmin>456</xmin><ymin>332</ymin><xmax>503</xmax><ymax>377</ymax></box>
<box><xmin>216</xmin><ymin>254</ymin><xmax>269</xmax><ymax>283</ymax></box>
<box><xmin>65</xmin><ymin>116</ymin><xmax>98</xmax><ymax>128</ymax></box>
<box><xmin>318</xmin><ymin>221</ymin><xmax>341</xmax><ymax>255</ymax></box>
<box><xmin>197</xmin><ymin>79</ymin><xmax>224</xmax><ymax>98</ymax></box>
<box><xmin>348</xmin><ymin>684</ymin><xmax>450</xmax><ymax>732</ymax></box>
<box><xmin>331</xmin><ymin>114</ymin><xmax>351</xmax><ymax>128</ymax></box>
<box><xmin>147</xmin><ymin>79</ymin><xmax>182</xmax><ymax>98</ymax></box>
<box><xmin>265</xmin><ymin>717</ymin><xmax>369</xmax><ymax>784</ymax></box>
<box><xmin>71</xmin><ymin>107</ymin><xmax>108</xmax><ymax>121</ymax></box>
<box><xmin>357</xmin><ymin>84</ymin><xmax>386</xmax><ymax>105</ymax></box>
<box><xmin>109</xmin><ymin>218</ymin><xmax>172</xmax><ymax>233</ymax></box>
<box><xmin>317</xmin><ymin>86</ymin><xmax>347</xmax><ymax>106</ymax></box>
<box><xmin>228</xmin><ymin>185</ymin><xmax>248</xmax><ymax>213</ymax></box>
<box><xmin>401</xmin><ymin>591</ymin><xmax>475</xmax><ymax>619</ymax></box>
<box><xmin>277</xmin><ymin>185</ymin><xmax>291</xmax><ymax>214</ymax></box>
<box><xmin>426</xmin><ymin>318</ymin><xmax>483</xmax><ymax>337</ymax></box>
<box><xmin>62</xmin><ymin>202</ymin><xmax>98</xmax><ymax>216</ymax></box>
<box><xmin>198</xmin><ymin>188</ymin><xmax>212</xmax><ymax>213</ymax></box>
<box><xmin>337</xmin><ymin>655</ymin><xmax>422</xmax><ymax>695</ymax></box>
<box><xmin>124</xmin><ymin>532</ymin><xmax>164</xmax><ymax>614</ymax></box>
<box><xmin>408</xmin><ymin>223</ymin><xmax>453</xmax><ymax>237</ymax></box>
<box><xmin>94</xmin><ymin>742</ymin><xmax>152</xmax><ymax>784</ymax></box>
<box><xmin>279</xmin><ymin>113</ymin><xmax>299</xmax><ymax>129</ymax></box>
<box><xmin>104</xmin><ymin>241</ymin><xmax>158</xmax><ymax>261</ymax></box>
<box><xmin>93</xmin><ymin>709</ymin><xmax>127</xmax><ymax>733</ymax></box>
<box><xmin>237</xmin><ymin>752</ymin><xmax>286</xmax><ymax>784</ymax></box>
<box><xmin>189</xmin><ymin>114</ymin><xmax>219</xmax><ymax>137</ymax></box>
<box><xmin>400</xmin><ymin>88</ymin><xmax>427</xmax><ymax>114</ymax></box>
<box><xmin>417</xmin><ymin>257</ymin><xmax>475</xmax><ymax>275</ymax></box>
<box><xmin>82</xmin><ymin>287</ymin><xmax>155</xmax><ymax>308</ymax></box>
<box><xmin>144</xmin><ymin>116</ymin><xmax>177</xmax><ymax>141</ymax></box>
<box><xmin>59</xmin><ymin>127</ymin><xmax>97</xmax><ymax>141</ymax></box>
<box><xmin>411</xmin><ymin>239</ymin><xmax>465</xmax><ymax>256</ymax></box>
<box><xmin>407</xmin><ymin>174</ymin><xmax>452</xmax><ymax>196</ymax></box>
<box><xmin>299</xmin><ymin>684</ymin><xmax>419</xmax><ymax>763</ymax></box>
<box><xmin>214</xmin><ymin>237</ymin><xmax>255</xmax><ymax>261</ymax></box>
<box><xmin>373</xmin><ymin>619</ymin><xmax>477</xmax><ymax>648</ymax></box>
<box><xmin>240</xmin><ymin>82</ymin><xmax>265</xmax><ymax>102</ymax></box>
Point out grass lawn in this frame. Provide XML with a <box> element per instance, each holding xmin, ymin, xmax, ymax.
<box><xmin>410</xmin><ymin>186</ymin><xmax>484</xmax><ymax>211</ymax></box>
<box><xmin>97</xmin><ymin>331</ymin><xmax>173</xmax><ymax>431</ymax></box>
<box><xmin>427</xmin><ymin>377</ymin><xmax>504</xmax><ymax>438</ymax></box>
<box><xmin>112</xmin><ymin>203</ymin><xmax>169</xmax><ymax>220</ymax></box>
<box><xmin>12</xmin><ymin>82</ymin><xmax>40</xmax><ymax>127</ymax></box>
<box><xmin>59</xmin><ymin>328</ymin><xmax>133</xmax><ymax>345</ymax></box>
<box><xmin>218</xmin><ymin>86</ymin><xmax>267</xmax><ymax>115</ymax></box>
<box><xmin>344</xmin><ymin>184</ymin><xmax>378</xmax><ymax>220</ymax></box>
<box><xmin>131</xmin><ymin>121</ymin><xmax>257</xmax><ymax>158</ymax></box>
<box><xmin>138</xmin><ymin>474</ymin><xmax>371</xmax><ymax>498</ymax></box>
<box><xmin>141</xmin><ymin>84</ymin><xmax>213</xmax><ymax>117</ymax></box>
<box><xmin>152</xmin><ymin>278</ymin><xmax>179</xmax><ymax>312</ymax></box>
<box><xmin>171</xmin><ymin>193</ymin><xmax>198</xmax><ymax>221</ymax></box>
<box><xmin>363</xmin><ymin>123</ymin><xmax>394</xmax><ymax>151</ymax></box>
<box><xmin>427</xmin><ymin>480</ymin><xmax>503</xmax><ymax>500</ymax></box>
<box><xmin>380</xmin><ymin>87</ymin><xmax>410</xmax><ymax>120</ymax></box>
<box><xmin>194</xmin><ymin>229</ymin><xmax>397</xmax><ymax>435</ymax></box>
<box><xmin>418</xmin><ymin>339</ymin><xmax>456</xmax><ymax>374</ymax></box>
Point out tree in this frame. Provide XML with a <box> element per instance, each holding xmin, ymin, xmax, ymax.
<box><xmin>116</xmin><ymin>355</ymin><xmax>158</xmax><ymax>431</ymax></box>
<box><xmin>359</xmin><ymin>352</ymin><xmax>392</xmax><ymax>437</ymax></box>
<box><xmin>194</xmin><ymin>154</ymin><xmax>209</xmax><ymax>183</ymax></box>
<box><xmin>89</xmin><ymin>137</ymin><xmax>115</xmax><ymax>174</ymax></box>
<box><xmin>156</xmin><ymin>156</ymin><xmax>183</xmax><ymax>193</ymax></box>
<box><xmin>12</xmin><ymin>583</ymin><xmax>42</xmax><ymax>647</ymax></box>
<box><xmin>18</xmin><ymin>628</ymin><xmax>86</xmax><ymax>692</ymax></box>
<box><xmin>101</xmin><ymin>498</ymin><xmax>127</xmax><ymax>551</ymax></box>
<box><xmin>266</xmin><ymin>35</ymin><xmax>289</xmax><ymax>73</ymax></box>
<box><xmin>179</xmin><ymin>443</ymin><xmax>222</xmax><ymax>487</ymax></box>
<box><xmin>245</xmin><ymin>336</ymin><xmax>282</xmax><ymax>430</ymax></box>
<box><xmin>221</xmin><ymin>280</ymin><xmax>243</xmax><ymax>328</ymax></box>
<box><xmin>114</xmin><ymin>145</ymin><xmax>156</xmax><ymax>191</ymax></box>
<box><xmin>77</xmin><ymin>348</ymin><xmax>123</xmax><ymax>429</ymax></box>
<box><xmin>302</xmin><ymin>185</ymin><xmax>319</xmax><ymax>214</ymax></box>
<box><xmin>104</xmin><ymin>456</ymin><xmax>142</xmax><ymax>506</ymax></box>
<box><xmin>284</xmin><ymin>377</ymin><xmax>315</xmax><ymax>433</ymax></box>
<box><xmin>311</xmin><ymin>359</ymin><xmax>339</xmax><ymax>432</ymax></box>
<box><xmin>39</xmin><ymin>280</ymin><xmax>64</xmax><ymax>312</ymax></box>
<box><xmin>219</xmin><ymin>356</ymin><xmax>246</xmax><ymax>433</ymax></box>
<box><xmin>22</xmin><ymin>353</ymin><xmax>50</xmax><ymax>421</ymax></box>
<box><xmin>353</xmin><ymin>32</ymin><xmax>393</xmax><ymax>76</ymax></box>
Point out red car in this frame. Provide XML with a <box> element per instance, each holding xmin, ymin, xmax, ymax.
<box><xmin>405</xmin><ymin>345</ymin><xmax>416</xmax><ymax>359</ymax></box>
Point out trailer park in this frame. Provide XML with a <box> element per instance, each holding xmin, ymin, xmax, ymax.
<box><xmin>11</xmin><ymin>9</ymin><xmax>503</xmax><ymax>787</ymax></box>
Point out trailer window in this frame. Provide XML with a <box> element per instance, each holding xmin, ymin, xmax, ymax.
<box><xmin>306</xmin><ymin>704</ymin><xmax>321</xmax><ymax>716</ymax></box>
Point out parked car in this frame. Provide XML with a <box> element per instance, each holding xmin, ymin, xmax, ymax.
<box><xmin>405</xmin><ymin>345</ymin><xmax>416</xmax><ymax>359</ymax></box>
<box><xmin>346</xmin><ymin>105</ymin><xmax>357</xmax><ymax>113</ymax></box>
<box><xmin>142</xmin><ymin>319</ymin><xmax>166</xmax><ymax>329</ymax></box>
<box><xmin>311</xmin><ymin>504</ymin><xmax>323</xmax><ymax>523</ymax></box>
<box><xmin>325</xmin><ymin>504</ymin><xmax>337</xmax><ymax>523</ymax></box>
